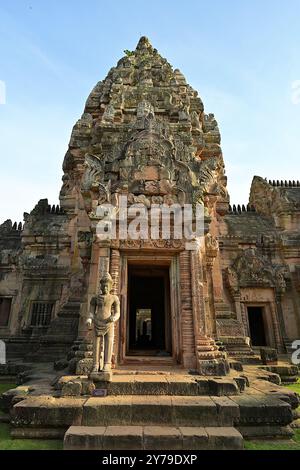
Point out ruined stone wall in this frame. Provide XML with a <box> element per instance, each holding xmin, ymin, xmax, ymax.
<box><xmin>214</xmin><ymin>178</ymin><xmax>300</xmax><ymax>352</ymax></box>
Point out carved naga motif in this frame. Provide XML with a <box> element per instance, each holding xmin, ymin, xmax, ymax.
<box><xmin>81</xmin><ymin>154</ymin><xmax>105</xmax><ymax>192</ymax></box>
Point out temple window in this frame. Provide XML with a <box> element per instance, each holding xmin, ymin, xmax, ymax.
<box><xmin>30</xmin><ymin>302</ymin><xmax>54</xmax><ymax>327</ymax></box>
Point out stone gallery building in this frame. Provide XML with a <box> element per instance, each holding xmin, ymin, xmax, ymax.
<box><xmin>1</xmin><ymin>36</ymin><xmax>300</xmax><ymax>373</ymax></box>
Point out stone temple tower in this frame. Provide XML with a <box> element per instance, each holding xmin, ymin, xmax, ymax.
<box><xmin>58</xmin><ymin>36</ymin><xmax>232</xmax><ymax>374</ymax></box>
<box><xmin>2</xmin><ymin>36</ymin><xmax>300</xmax><ymax>450</ymax></box>
<box><xmin>3</xmin><ymin>37</ymin><xmax>298</xmax><ymax>374</ymax></box>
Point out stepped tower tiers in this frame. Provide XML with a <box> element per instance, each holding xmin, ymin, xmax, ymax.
<box><xmin>2</xmin><ymin>37</ymin><xmax>299</xmax><ymax>374</ymax></box>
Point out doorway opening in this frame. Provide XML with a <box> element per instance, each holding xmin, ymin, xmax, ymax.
<box><xmin>247</xmin><ymin>306</ymin><xmax>267</xmax><ymax>346</ymax></box>
<box><xmin>127</xmin><ymin>264</ymin><xmax>172</xmax><ymax>356</ymax></box>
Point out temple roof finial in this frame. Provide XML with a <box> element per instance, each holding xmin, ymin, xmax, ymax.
<box><xmin>136</xmin><ymin>36</ymin><xmax>152</xmax><ymax>51</ymax></box>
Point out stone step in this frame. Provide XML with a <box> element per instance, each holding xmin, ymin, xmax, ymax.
<box><xmin>63</xmin><ymin>425</ymin><xmax>244</xmax><ymax>450</ymax></box>
<box><xmin>11</xmin><ymin>391</ymin><xmax>294</xmax><ymax>439</ymax></box>
<box><xmin>81</xmin><ymin>395</ymin><xmax>240</xmax><ymax>427</ymax></box>
<box><xmin>57</xmin><ymin>374</ymin><xmax>242</xmax><ymax>397</ymax></box>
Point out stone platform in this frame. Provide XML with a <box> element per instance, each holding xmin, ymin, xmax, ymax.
<box><xmin>57</xmin><ymin>369</ymin><xmax>246</xmax><ymax>397</ymax></box>
<box><xmin>4</xmin><ymin>365</ymin><xmax>298</xmax><ymax>450</ymax></box>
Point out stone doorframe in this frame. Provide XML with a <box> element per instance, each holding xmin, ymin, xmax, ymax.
<box><xmin>241</xmin><ymin>301</ymin><xmax>280</xmax><ymax>350</ymax></box>
<box><xmin>116</xmin><ymin>250</ymin><xmax>182</xmax><ymax>366</ymax></box>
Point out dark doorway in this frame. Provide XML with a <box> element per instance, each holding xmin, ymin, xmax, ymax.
<box><xmin>127</xmin><ymin>265</ymin><xmax>171</xmax><ymax>356</ymax></box>
<box><xmin>0</xmin><ymin>297</ymin><xmax>11</xmax><ymax>327</ymax></box>
<box><xmin>247</xmin><ymin>307</ymin><xmax>267</xmax><ymax>346</ymax></box>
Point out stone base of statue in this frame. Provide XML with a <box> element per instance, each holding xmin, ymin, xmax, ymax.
<box><xmin>89</xmin><ymin>370</ymin><xmax>112</xmax><ymax>383</ymax></box>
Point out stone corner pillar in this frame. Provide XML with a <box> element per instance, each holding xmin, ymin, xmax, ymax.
<box><xmin>190</xmin><ymin>241</ymin><xmax>230</xmax><ymax>376</ymax></box>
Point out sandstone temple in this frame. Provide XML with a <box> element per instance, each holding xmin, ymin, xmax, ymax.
<box><xmin>0</xmin><ymin>37</ymin><xmax>299</xmax><ymax>449</ymax></box>
<box><xmin>0</xmin><ymin>37</ymin><xmax>300</xmax><ymax>450</ymax></box>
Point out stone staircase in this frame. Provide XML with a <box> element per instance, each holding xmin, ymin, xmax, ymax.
<box><xmin>9</xmin><ymin>368</ymin><xmax>298</xmax><ymax>450</ymax></box>
<box><xmin>63</xmin><ymin>393</ymin><xmax>244</xmax><ymax>450</ymax></box>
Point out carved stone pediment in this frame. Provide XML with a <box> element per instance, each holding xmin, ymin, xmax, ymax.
<box><xmin>225</xmin><ymin>247</ymin><xmax>288</xmax><ymax>293</ymax></box>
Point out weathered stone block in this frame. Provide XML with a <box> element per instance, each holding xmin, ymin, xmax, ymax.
<box><xmin>75</xmin><ymin>358</ymin><xmax>93</xmax><ymax>375</ymax></box>
<box><xmin>11</xmin><ymin>397</ymin><xmax>85</xmax><ymax>428</ymax></box>
<box><xmin>206</xmin><ymin>427</ymin><xmax>243</xmax><ymax>450</ymax></box>
<box><xmin>103</xmin><ymin>426</ymin><xmax>143</xmax><ymax>450</ymax></box>
<box><xmin>133</xmin><ymin>376</ymin><xmax>169</xmax><ymax>395</ymax></box>
<box><xmin>208</xmin><ymin>378</ymin><xmax>240</xmax><ymax>396</ymax></box>
<box><xmin>180</xmin><ymin>427</ymin><xmax>208</xmax><ymax>450</ymax></box>
<box><xmin>211</xmin><ymin>396</ymin><xmax>240</xmax><ymax>426</ymax></box>
<box><xmin>90</xmin><ymin>371</ymin><xmax>112</xmax><ymax>383</ymax></box>
<box><xmin>234</xmin><ymin>376</ymin><xmax>247</xmax><ymax>392</ymax></box>
<box><xmin>131</xmin><ymin>396</ymin><xmax>173</xmax><ymax>425</ymax></box>
<box><xmin>143</xmin><ymin>426</ymin><xmax>182</xmax><ymax>450</ymax></box>
<box><xmin>260</xmin><ymin>347</ymin><xmax>278</xmax><ymax>365</ymax></box>
<box><xmin>172</xmin><ymin>396</ymin><xmax>217</xmax><ymax>427</ymax></box>
<box><xmin>64</xmin><ymin>426</ymin><xmax>106</xmax><ymax>450</ymax></box>
<box><xmin>81</xmin><ymin>380</ymin><xmax>95</xmax><ymax>396</ymax></box>
<box><xmin>61</xmin><ymin>380</ymin><xmax>82</xmax><ymax>397</ymax></box>
<box><xmin>82</xmin><ymin>396</ymin><xmax>132</xmax><ymax>426</ymax></box>
<box><xmin>57</xmin><ymin>375</ymin><xmax>87</xmax><ymax>390</ymax></box>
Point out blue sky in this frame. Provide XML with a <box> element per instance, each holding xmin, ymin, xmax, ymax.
<box><xmin>0</xmin><ymin>0</ymin><xmax>300</xmax><ymax>222</ymax></box>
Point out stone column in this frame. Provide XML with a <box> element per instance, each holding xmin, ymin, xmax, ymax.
<box><xmin>110</xmin><ymin>248</ymin><xmax>120</xmax><ymax>365</ymax></box>
<box><xmin>274</xmin><ymin>292</ymin><xmax>287</xmax><ymax>353</ymax></box>
<box><xmin>190</xmin><ymin>243</ymin><xmax>229</xmax><ymax>376</ymax></box>
<box><xmin>205</xmin><ymin>257</ymin><xmax>216</xmax><ymax>336</ymax></box>
<box><xmin>234</xmin><ymin>295</ymin><xmax>246</xmax><ymax>335</ymax></box>
<box><xmin>179</xmin><ymin>250</ymin><xmax>196</xmax><ymax>369</ymax></box>
<box><xmin>269</xmin><ymin>300</ymin><xmax>283</xmax><ymax>351</ymax></box>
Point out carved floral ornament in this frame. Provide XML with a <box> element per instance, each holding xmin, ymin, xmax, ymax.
<box><xmin>225</xmin><ymin>247</ymin><xmax>288</xmax><ymax>294</ymax></box>
<box><xmin>110</xmin><ymin>238</ymin><xmax>185</xmax><ymax>250</ymax></box>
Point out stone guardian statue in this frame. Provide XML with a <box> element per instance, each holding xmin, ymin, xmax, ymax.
<box><xmin>86</xmin><ymin>272</ymin><xmax>120</xmax><ymax>376</ymax></box>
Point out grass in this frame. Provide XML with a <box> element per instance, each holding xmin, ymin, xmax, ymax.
<box><xmin>284</xmin><ymin>380</ymin><xmax>300</xmax><ymax>395</ymax></box>
<box><xmin>0</xmin><ymin>382</ymin><xmax>63</xmax><ymax>450</ymax></box>
<box><xmin>0</xmin><ymin>383</ymin><xmax>16</xmax><ymax>395</ymax></box>
<box><xmin>245</xmin><ymin>430</ymin><xmax>300</xmax><ymax>451</ymax></box>
<box><xmin>0</xmin><ymin>423</ymin><xmax>63</xmax><ymax>450</ymax></box>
